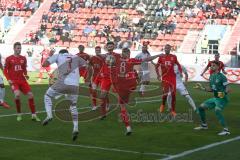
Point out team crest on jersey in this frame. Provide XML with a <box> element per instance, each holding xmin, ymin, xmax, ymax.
<box><xmin>171</xmin><ymin>57</ymin><xmax>174</xmax><ymax>60</ymax></box>
<box><xmin>20</xmin><ymin>60</ymin><xmax>24</xmax><ymax>63</ymax></box>
<box><xmin>216</xmin><ymin>79</ymin><xmax>219</xmax><ymax>83</ymax></box>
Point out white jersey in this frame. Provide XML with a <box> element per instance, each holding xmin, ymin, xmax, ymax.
<box><xmin>48</xmin><ymin>53</ymin><xmax>86</xmax><ymax>86</ymax></box>
<box><xmin>135</xmin><ymin>52</ymin><xmax>151</xmax><ymax>71</ymax></box>
<box><xmin>174</xmin><ymin>64</ymin><xmax>187</xmax><ymax>82</ymax></box>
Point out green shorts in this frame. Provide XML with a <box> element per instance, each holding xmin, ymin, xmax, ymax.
<box><xmin>202</xmin><ymin>97</ymin><xmax>228</xmax><ymax>111</ymax></box>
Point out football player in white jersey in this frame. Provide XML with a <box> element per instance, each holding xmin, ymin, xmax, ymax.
<box><xmin>0</xmin><ymin>54</ymin><xmax>11</xmax><ymax>109</ymax></box>
<box><xmin>167</xmin><ymin>65</ymin><xmax>197</xmax><ymax>112</ymax></box>
<box><xmin>41</xmin><ymin>49</ymin><xmax>87</xmax><ymax>141</ymax></box>
<box><xmin>135</xmin><ymin>42</ymin><xmax>153</xmax><ymax>96</ymax></box>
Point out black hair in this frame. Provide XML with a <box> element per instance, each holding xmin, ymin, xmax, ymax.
<box><xmin>13</xmin><ymin>42</ymin><xmax>21</xmax><ymax>48</ymax></box>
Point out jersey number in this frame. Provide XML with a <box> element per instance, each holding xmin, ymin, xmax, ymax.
<box><xmin>120</xmin><ymin>62</ymin><xmax>126</xmax><ymax>74</ymax></box>
<box><xmin>14</xmin><ymin>65</ymin><xmax>22</xmax><ymax>71</ymax></box>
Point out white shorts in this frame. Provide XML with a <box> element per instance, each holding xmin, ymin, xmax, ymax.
<box><xmin>46</xmin><ymin>87</ymin><xmax>78</xmax><ymax>104</ymax></box>
<box><xmin>176</xmin><ymin>81</ymin><xmax>189</xmax><ymax>96</ymax></box>
<box><xmin>0</xmin><ymin>76</ymin><xmax>3</xmax><ymax>84</ymax></box>
<box><xmin>139</xmin><ymin>70</ymin><xmax>150</xmax><ymax>82</ymax></box>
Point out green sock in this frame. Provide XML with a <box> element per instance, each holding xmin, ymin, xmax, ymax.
<box><xmin>199</xmin><ymin>107</ymin><xmax>206</xmax><ymax>124</ymax></box>
<box><xmin>215</xmin><ymin>109</ymin><xmax>227</xmax><ymax>128</ymax></box>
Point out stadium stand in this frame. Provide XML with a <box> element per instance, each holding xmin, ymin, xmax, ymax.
<box><xmin>3</xmin><ymin>0</ymin><xmax>239</xmax><ymax>52</ymax></box>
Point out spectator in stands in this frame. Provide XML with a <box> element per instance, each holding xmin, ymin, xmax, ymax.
<box><xmin>136</xmin><ymin>1</ymin><xmax>146</xmax><ymax>14</ymax></box>
<box><xmin>42</xmin><ymin>11</ymin><xmax>48</xmax><ymax>22</ymax></box>
<box><xmin>83</xmin><ymin>25</ymin><xmax>93</xmax><ymax>36</ymax></box>
<box><xmin>85</xmin><ymin>0</ymin><xmax>93</xmax><ymax>8</ymax></box>
<box><xmin>0</xmin><ymin>30</ymin><xmax>4</xmax><ymax>43</ymax></box>
<box><xmin>201</xmin><ymin>35</ymin><xmax>209</xmax><ymax>54</ymax></box>
<box><xmin>63</xmin><ymin>0</ymin><xmax>71</xmax><ymax>12</ymax></box>
<box><xmin>40</xmin><ymin>22</ymin><xmax>47</xmax><ymax>32</ymax></box>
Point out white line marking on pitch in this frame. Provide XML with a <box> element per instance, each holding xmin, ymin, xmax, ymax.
<box><xmin>0</xmin><ymin>99</ymin><xmax>161</xmax><ymax>118</ymax></box>
<box><xmin>0</xmin><ymin>136</ymin><xmax>170</xmax><ymax>157</ymax></box>
<box><xmin>159</xmin><ymin>136</ymin><xmax>240</xmax><ymax>160</ymax></box>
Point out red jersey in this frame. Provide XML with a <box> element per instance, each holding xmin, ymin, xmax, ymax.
<box><xmin>89</xmin><ymin>55</ymin><xmax>105</xmax><ymax>78</ymax></box>
<box><xmin>207</xmin><ymin>60</ymin><xmax>225</xmax><ymax>74</ymax></box>
<box><xmin>4</xmin><ymin>55</ymin><xmax>27</xmax><ymax>81</ymax></box>
<box><xmin>114</xmin><ymin>58</ymin><xmax>142</xmax><ymax>80</ymax></box>
<box><xmin>112</xmin><ymin>58</ymin><xmax>142</xmax><ymax>92</ymax></box>
<box><xmin>77</xmin><ymin>52</ymin><xmax>90</xmax><ymax>62</ymax></box>
<box><xmin>41</xmin><ymin>49</ymin><xmax>50</xmax><ymax>65</ymax></box>
<box><xmin>156</xmin><ymin>54</ymin><xmax>182</xmax><ymax>80</ymax></box>
<box><xmin>100</xmin><ymin>52</ymin><xmax>121</xmax><ymax>80</ymax></box>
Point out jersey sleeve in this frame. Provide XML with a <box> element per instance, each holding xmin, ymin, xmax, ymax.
<box><xmin>206</xmin><ymin>61</ymin><xmax>211</xmax><ymax>68</ymax></box>
<box><xmin>47</xmin><ymin>54</ymin><xmax>58</xmax><ymax>64</ymax></box>
<box><xmin>3</xmin><ymin>57</ymin><xmax>10</xmax><ymax>80</ymax></box>
<box><xmin>128</xmin><ymin>58</ymin><xmax>142</xmax><ymax>65</ymax></box>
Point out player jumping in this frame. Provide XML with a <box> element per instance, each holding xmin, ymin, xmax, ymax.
<box><xmin>112</xmin><ymin>48</ymin><xmax>162</xmax><ymax>135</ymax></box>
<box><xmin>42</xmin><ymin>49</ymin><xmax>87</xmax><ymax>141</ymax></box>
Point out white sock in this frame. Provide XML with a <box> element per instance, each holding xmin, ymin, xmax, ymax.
<box><xmin>44</xmin><ymin>94</ymin><xmax>53</xmax><ymax>119</ymax></box>
<box><xmin>185</xmin><ymin>95</ymin><xmax>196</xmax><ymax>110</ymax></box>
<box><xmin>166</xmin><ymin>92</ymin><xmax>172</xmax><ymax>111</ymax></box>
<box><xmin>70</xmin><ymin>105</ymin><xmax>78</xmax><ymax>132</ymax></box>
<box><xmin>140</xmin><ymin>84</ymin><xmax>145</xmax><ymax>92</ymax></box>
<box><xmin>0</xmin><ymin>87</ymin><xmax>5</xmax><ymax>103</ymax></box>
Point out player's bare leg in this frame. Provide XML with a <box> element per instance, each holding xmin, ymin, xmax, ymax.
<box><xmin>0</xmin><ymin>84</ymin><xmax>10</xmax><ymax>109</ymax></box>
<box><xmin>27</xmin><ymin>92</ymin><xmax>41</xmax><ymax>122</ymax></box>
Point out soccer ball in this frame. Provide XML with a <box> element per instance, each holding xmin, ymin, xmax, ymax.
<box><xmin>105</xmin><ymin>55</ymin><xmax>116</xmax><ymax>66</ymax></box>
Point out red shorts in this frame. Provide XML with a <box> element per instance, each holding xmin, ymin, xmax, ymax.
<box><xmin>40</xmin><ymin>66</ymin><xmax>51</xmax><ymax>72</ymax></box>
<box><xmin>100</xmin><ymin>78</ymin><xmax>112</xmax><ymax>92</ymax></box>
<box><xmin>92</xmin><ymin>75</ymin><xmax>102</xmax><ymax>87</ymax></box>
<box><xmin>113</xmin><ymin>78</ymin><xmax>137</xmax><ymax>103</ymax></box>
<box><xmin>80</xmin><ymin>68</ymin><xmax>88</xmax><ymax>79</ymax></box>
<box><xmin>162</xmin><ymin>79</ymin><xmax>176</xmax><ymax>94</ymax></box>
<box><xmin>11</xmin><ymin>80</ymin><xmax>31</xmax><ymax>94</ymax></box>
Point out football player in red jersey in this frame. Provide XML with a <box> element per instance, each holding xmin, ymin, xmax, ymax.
<box><xmin>76</xmin><ymin>45</ymin><xmax>91</xmax><ymax>80</ymax></box>
<box><xmin>112</xmin><ymin>48</ymin><xmax>161</xmax><ymax>135</ymax></box>
<box><xmin>155</xmin><ymin>44</ymin><xmax>182</xmax><ymax>117</ymax></box>
<box><xmin>99</xmin><ymin>41</ymin><xmax>121</xmax><ymax>119</ymax></box>
<box><xmin>201</xmin><ymin>53</ymin><xmax>227</xmax><ymax>76</ymax></box>
<box><xmin>89</xmin><ymin>46</ymin><xmax>105</xmax><ymax>110</ymax></box>
<box><xmin>4</xmin><ymin>42</ymin><xmax>40</xmax><ymax>121</ymax></box>
<box><xmin>36</xmin><ymin>46</ymin><xmax>55</xmax><ymax>83</ymax></box>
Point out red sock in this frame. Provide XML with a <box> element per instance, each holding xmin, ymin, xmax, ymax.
<box><xmin>100</xmin><ymin>97</ymin><xmax>107</xmax><ymax>116</ymax></box>
<box><xmin>120</xmin><ymin>106</ymin><xmax>130</xmax><ymax>127</ymax></box>
<box><xmin>15</xmin><ymin>99</ymin><xmax>21</xmax><ymax>113</ymax></box>
<box><xmin>92</xmin><ymin>90</ymin><xmax>97</xmax><ymax>107</ymax></box>
<box><xmin>171</xmin><ymin>92</ymin><xmax>176</xmax><ymax>112</ymax></box>
<box><xmin>28</xmin><ymin>98</ymin><xmax>36</xmax><ymax>114</ymax></box>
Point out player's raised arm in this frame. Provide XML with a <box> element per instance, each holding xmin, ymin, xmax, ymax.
<box><xmin>42</xmin><ymin>54</ymin><xmax>58</xmax><ymax>67</ymax></box>
<box><xmin>142</xmin><ymin>53</ymin><xmax>163</xmax><ymax>62</ymax></box>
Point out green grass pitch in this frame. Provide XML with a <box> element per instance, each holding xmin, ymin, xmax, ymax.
<box><xmin>0</xmin><ymin>72</ymin><xmax>239</xmax><ymax>160</ymax></box>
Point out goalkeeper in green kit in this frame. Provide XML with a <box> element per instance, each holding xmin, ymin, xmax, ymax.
<box><xmin>194</xmin><ymin>61</ymin><xmax>230</xmax><ymax>136</ymax></box>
